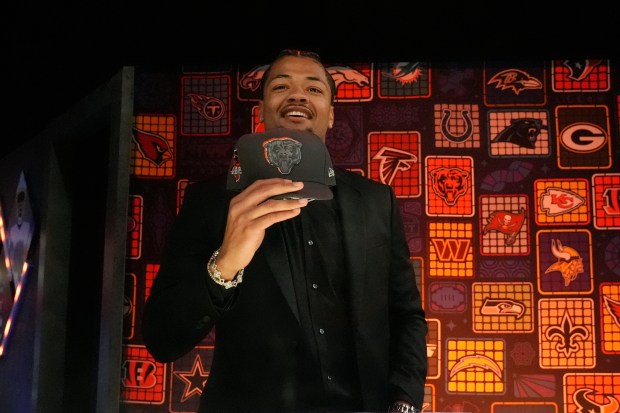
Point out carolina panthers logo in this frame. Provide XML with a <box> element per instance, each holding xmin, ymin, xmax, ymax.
<box><xmin>430</xmin><ymin>167</ymin><xmax>469</xmax><ymax>206</ymax></box>
<box><xmin>263</xmin><ymin>138</ymin><xmax>302</xmax><ymax>174</ymax></box>
<box><xmin>492</xmin><ymin>118</ymin><xmax>547</xmax><ymax>149</ymax></box>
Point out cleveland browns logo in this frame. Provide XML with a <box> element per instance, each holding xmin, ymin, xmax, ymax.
<box><xmin>430</xmin><ymin>167</ymin><xmax>470</xmax><ymax>206</ymax></box>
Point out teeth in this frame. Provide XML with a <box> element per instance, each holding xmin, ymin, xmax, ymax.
<box><xmin>285</xmin><ymin>111</ymin><xmax>308</xmax><ymax>118</ymax></box>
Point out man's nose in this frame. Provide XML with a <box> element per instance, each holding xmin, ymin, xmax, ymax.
<box><xmin>287</xmin><ymin>86</ymin><xmax>309</xmax><ymax>101</ymax></box>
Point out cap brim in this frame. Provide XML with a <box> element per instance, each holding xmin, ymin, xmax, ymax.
<box><xmin>270</xmin><ymin>182</ymin><xmax>334</xmax><ymax>201</ymax></box>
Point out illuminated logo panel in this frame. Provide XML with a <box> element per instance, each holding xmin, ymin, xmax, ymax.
<box><xmin>181</xmin><ymin>75</ymin><xmax>231</xmax><ymax>136</ymax></box>
<box><xmin>472</xmin><ymin>282</ymin><xmax>534</xmax><ymax>333</ymax></box>
<box><xmin>378</xmin><ymin>62</ymin><xmax>431</xmax><ymax>99</ymax></box>
<box><xmin>538</xmin><ymin>299</ymin><xmax>595</xmax><ymax>369</ymax></box>
<box><xmin>591</xmin><ymin>173</ymin><xmax>620</xmax><ymax>229</ymax></box>
<box><xmin>600</xmin><ymin>283</ymin><xmax>620</xmax><ymax>354</ymax></box>
<box><xmin>534</xmin><ymin>178</ymin><xmax>590</xmax><ymax>226</ymax></box>
<box><xmin>132</xmin><ymin>116</ymin><xmax>176</xmax><ymax>178</ymax></box>
<box><xmin>433</xmin><ymin>103</ymin><xmax>481</xmax><ymax>148</ymax></box>
<box><xmin>446</xmin><ymin>338</ymin><xmax>505</xmax><ymax>394</ymax></box>
<box><xmin>428</xmin><ymin>222</ymin><xmax>474</xmax><ymax>278</ymax></box>
<box><xmin>536</xmin><ymin>230</ymin><xmax>593</xmax><ymax>295</ymax></box>
<box><xmin>426</xmin><ymin>156</ymin><xmax>475</xmax><ymax>217</ymax></box>
<box><xmin>479</xmin><ymin>194</ymin><xmax>529</xmax><ymax>255</ymax></box>
<box><xmin>120</xmin><ymin>344</ymin><xmax>166</xmax><ymax>405</ymax></box>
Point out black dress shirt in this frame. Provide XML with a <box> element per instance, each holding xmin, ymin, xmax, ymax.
<box><xmin>280</xmin><ymin>196</ymin><xmax>362</xmax><ymax>412</ymax></box>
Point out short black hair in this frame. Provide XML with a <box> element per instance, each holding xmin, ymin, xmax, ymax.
<box><xmin>259</xmin><ymin>49</ymin><xmax>337</xmax><ymax>104</ymax></box>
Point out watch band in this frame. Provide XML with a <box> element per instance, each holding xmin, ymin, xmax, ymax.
<box><xmin>388</xmin><ymin>402</ymin><xmax>420</xmax><ymax>413</ymax></box>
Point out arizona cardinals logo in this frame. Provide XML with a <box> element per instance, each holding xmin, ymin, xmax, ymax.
<box><xmin>603</xmin><ymin>295</ymin><xmax>620</xmax><ymax>327</ymax></box>
<box><xmin>372</xmin><ymin>146</ymin><xmax>417</xmax><ymax>185</ymax></box>
<box><xmin>131</xmin><ymin>128</ymin><xmax>173</xmax><ymax>166</ymax></box>
<box><xmin>487</xmin><ymin>69</ymin><xmax>543</xmax><ymax>95</ymax></box>
<box><xmin>383</xmin><ymin>62</ymin><xmax>423</xmax><ymax>85</ymax></box>
<box><xmin>562</xmin><ymin>59</ymin><xmax>603</xmax><ymax>81</ymax></box>
<box><xmin>188</xmin><ymin>93</ymin><xmax>225</xmax><ymax>121</ymax></box>
<box><xmin>492</xmin><ymin>118</ymin><xmax>547</xmax><ymax>149</ymax></box>
<box><xmin>327</xmin><ymin>65</ymin><xmax>370</xmax><ymax>88</ymax></box>
<box><xmin>574</xmin><ymin>388</ymin><xmax>619</xmax><ymax>413</ymax></box>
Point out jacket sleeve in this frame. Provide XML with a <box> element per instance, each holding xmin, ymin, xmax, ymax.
<box><xmin>141</xmin><ymin>180</ymin><xmax>237</xmax><ymax>362</ymax></box>
<box><xmin>386</xmin><ymin>185</ymin><xmax>428</xmax><ymax>409</ymax></box>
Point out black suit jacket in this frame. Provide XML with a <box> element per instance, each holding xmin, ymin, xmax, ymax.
<box><xmin>142</xmin><ymin>168</ymin><xmax>428</xmax><ymax>412</ymax></box>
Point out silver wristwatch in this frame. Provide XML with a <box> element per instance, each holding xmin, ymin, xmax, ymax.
<box><xmin>388</xmin><ymin>402</ymin><xmax>420</xmax><ymax>413</ymax></box>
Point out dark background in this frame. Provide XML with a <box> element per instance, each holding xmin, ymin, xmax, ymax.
<box><xmin>5</xmin><ymin>2</ymin><xmax>615</xmax><ymax>159</ymax></box>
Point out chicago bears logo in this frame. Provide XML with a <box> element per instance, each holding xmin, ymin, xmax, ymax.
<box><xmin>430</xmin><ymin>167</ymin><xmax>470</xmax><ymax>206</ymax></box>
<box><xmin>263</xmin><ymin>138</ymin><xmax>302</xmax><ymax>174</ymax></box>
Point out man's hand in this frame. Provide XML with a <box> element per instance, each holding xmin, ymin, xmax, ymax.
<box><xmin>216</xmin><ymin>178</ymin><xmax>308</xmax><ymax>279</ymax></box>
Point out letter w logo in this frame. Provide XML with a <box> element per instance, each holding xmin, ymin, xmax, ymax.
<box><xmin>432</xmin><ymin>239</ymin><xmax>471</xmax><ymax>262</ymax></box>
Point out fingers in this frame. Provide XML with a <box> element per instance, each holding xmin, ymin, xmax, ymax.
<box><xmin>217</xmin><ymin>179</ymin><xmax>309</xmax><ymax>272</ymax></box>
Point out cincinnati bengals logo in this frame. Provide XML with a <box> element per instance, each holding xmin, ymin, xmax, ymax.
<box><xmin>263</xmin><ymin>138</ymin><xmax>302</xmax><ymax>174</ymax></box>
<box><xmin>121</xmin><ymin>359</ymin><xmax>158</xmax><ymax>388</ymax></box>
<box><xmin>602</xmin><ymin>188</ymin><xmax>620</xmax><ymax>215</ymax></box>
<box><xmin>430</xmin><ymin>167</ymin><xmax>469</xmax><ymax>206</ymax></box>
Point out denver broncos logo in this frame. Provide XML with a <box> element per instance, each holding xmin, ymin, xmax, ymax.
<box><xmin>430</xmin><ymin>167</ymin><xmax>469</xmax><ymax>206</ymax></box>
<box><xmin>239</xmin><ymin>64</ymin><xmax>269</xmax><ymax>92</ymax></box>
<box><xmin>488</xmin><ymin>69</ymin><xmax>543</xmax><ymax>95</ymax></box>
<box><xmin>327</xmin><ymin>65</ymin><xmax>370</xmax><ymax>88</ymax></box>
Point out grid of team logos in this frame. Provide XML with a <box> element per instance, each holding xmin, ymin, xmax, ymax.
<box><xmin>123</xmin><ymin>60</ymin><xmax>620</xmax><ymax>413</ymax></box>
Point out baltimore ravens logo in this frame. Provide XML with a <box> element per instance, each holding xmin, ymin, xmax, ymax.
<box><xmin>263</xmin><ymin>137</ymin><xmax>302</xmax><ymax>174</ymax></box>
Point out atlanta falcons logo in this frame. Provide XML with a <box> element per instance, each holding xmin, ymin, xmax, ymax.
<box><xmin>487</xmin><ymin>69</ymin><xmax>543</xmax><ymax>95</ymax></box>
<box><xmin>371</xmin><ymin>146</ymin><xmax>417</xmax><ymax>185</ymax></box>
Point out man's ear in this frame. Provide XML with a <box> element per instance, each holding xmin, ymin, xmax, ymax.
<box><xmin>258</xmin><ymin>101</ymin><xmax>264</xmax><ymax>122</ymax></box>
<box><xmin>328</xmin><ymin>106</ymin><xmax>335</xmax><ymax>128</ymax></box>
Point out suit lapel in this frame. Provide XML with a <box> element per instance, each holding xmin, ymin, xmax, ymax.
<box><xmin>334</xmin><ymin>170</ymin><xmax>367</xmax><ymax>322</ymax></box>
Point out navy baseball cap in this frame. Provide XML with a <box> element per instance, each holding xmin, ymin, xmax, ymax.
<box><xmin>226</xmin><ymin>128</ymin><xmax>336</xmax><ymax>200</ymax></box>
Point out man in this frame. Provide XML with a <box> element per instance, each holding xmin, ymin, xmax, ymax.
<box><xmin>142</xmin><ymin>49</ymin><xmax>428</xmax><ymax>413</ymax></box>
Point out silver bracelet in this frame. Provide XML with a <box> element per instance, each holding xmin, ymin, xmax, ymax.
<box><xmin>388</xmin><ymin>402</ymin><xmax>420</xmax><ymax>413</ymax></box>
<box><xmin>207</xmin><ymin>248</ymin><xmax>244</xmax><ymax>289</ymax></box>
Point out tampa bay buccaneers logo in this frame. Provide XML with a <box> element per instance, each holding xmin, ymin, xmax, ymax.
<box><xmin>430</xmin><ymin>167</ymin><xmax>469</xmax><ymax>206</ymax></box>
<box><xmin>488</xmin><ymin>69</ymin><xmax>543</xmax><ymax>95</ymax></box>
<box><xmin>483</xmin><ymin>208</ymin><xmax>526</xmax><ymax>246</ymax></box>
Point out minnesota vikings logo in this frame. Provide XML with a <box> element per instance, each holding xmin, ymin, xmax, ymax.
<box><xmin>545</xmin><ymin>239</ymin><xmax>584</xmax><ymax>286</ymax></box>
